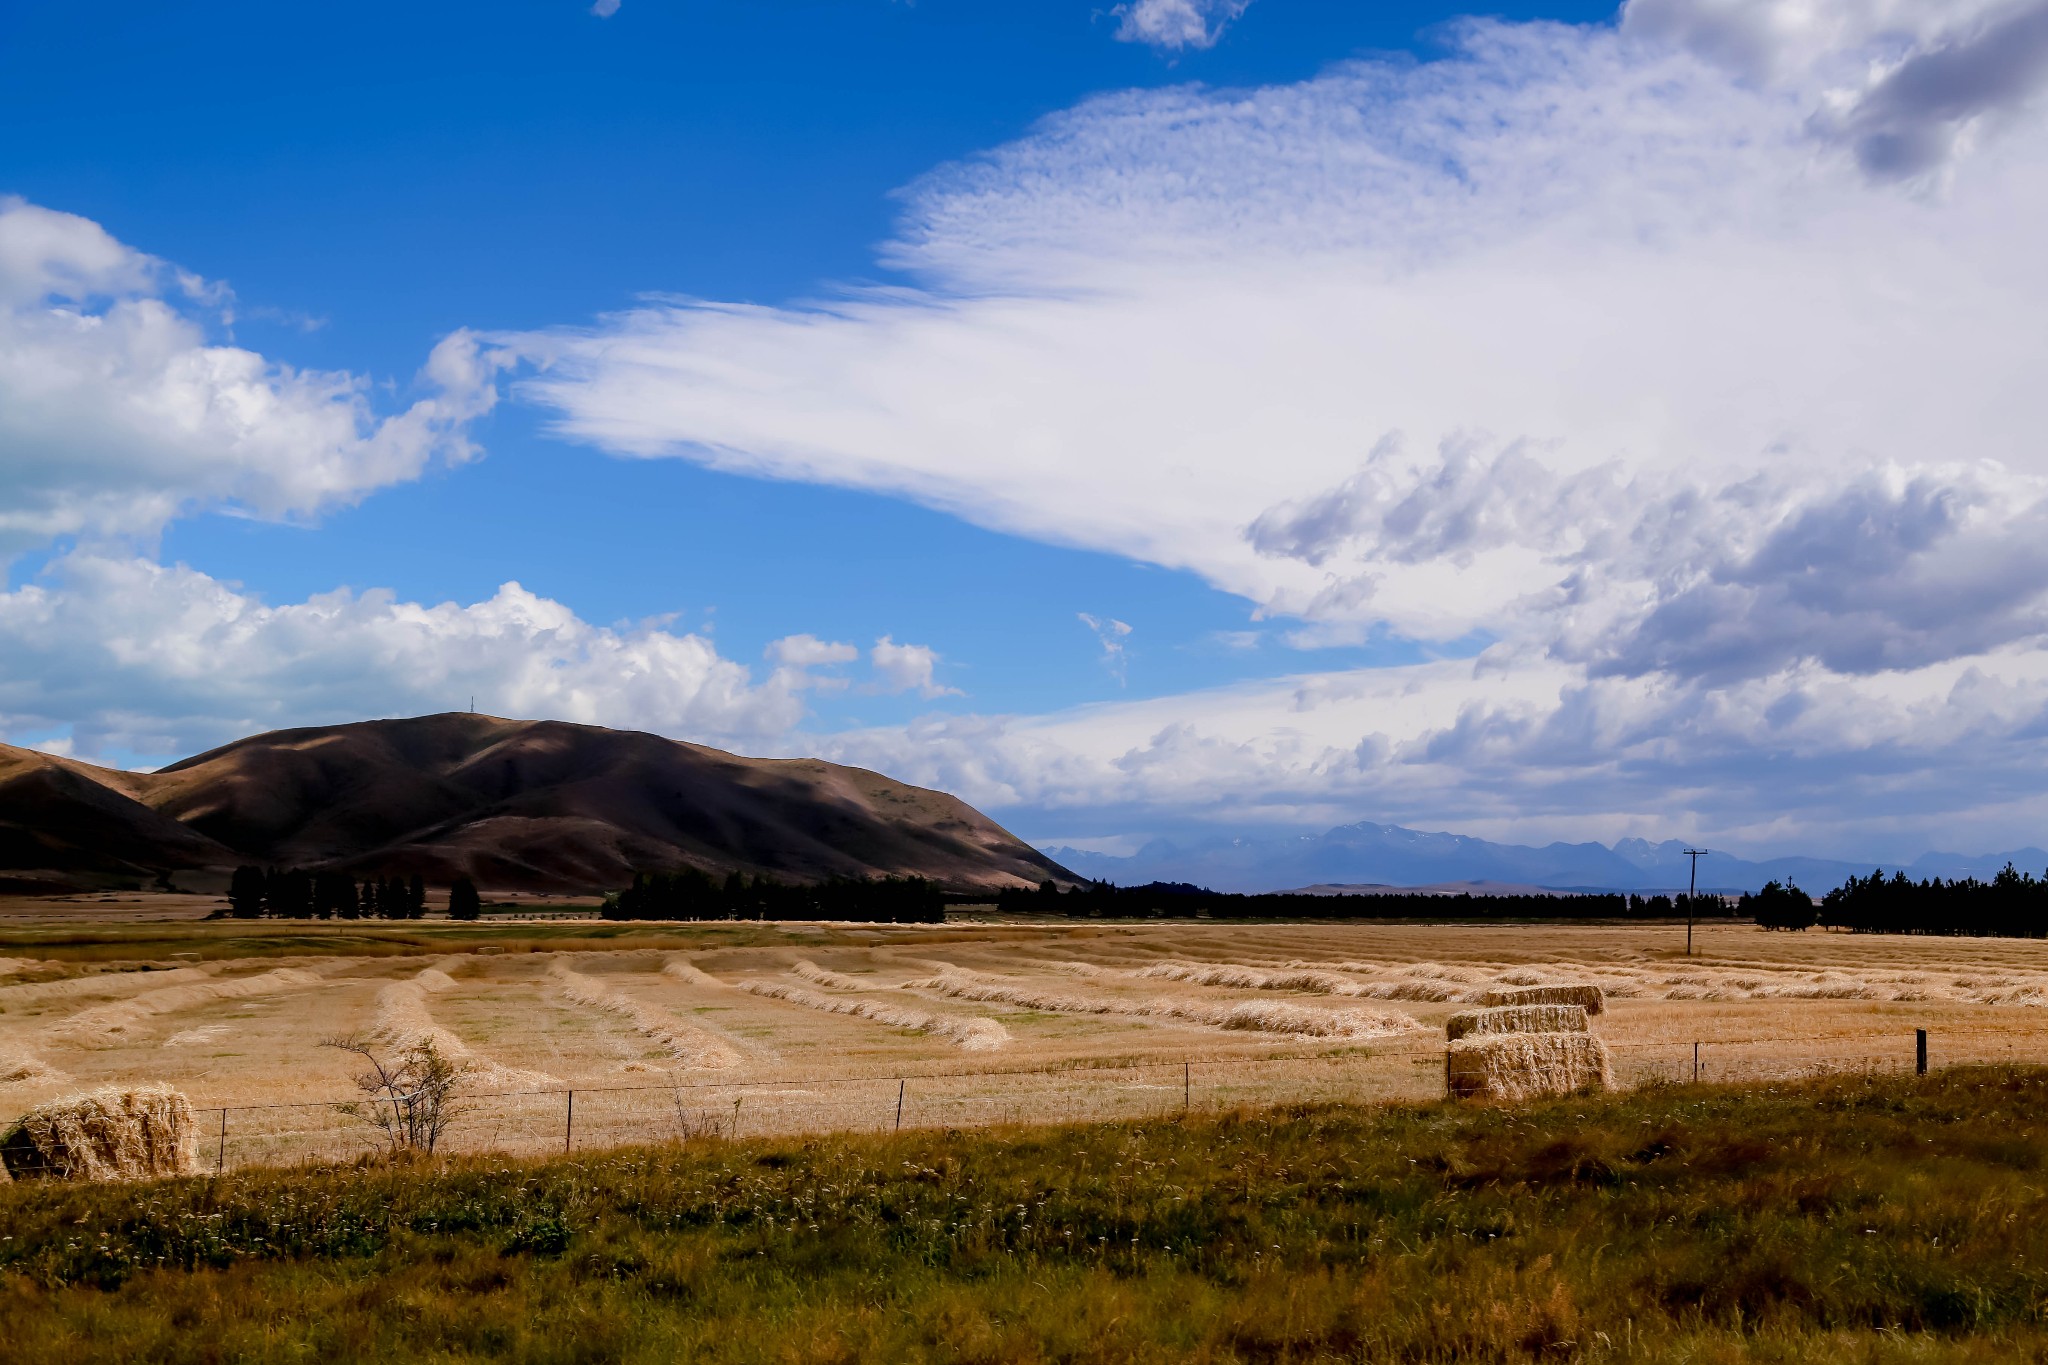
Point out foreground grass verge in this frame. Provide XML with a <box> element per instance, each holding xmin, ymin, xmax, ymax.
<box><xmin>5</xmin><ymin>1069</ymin><xmax>2048</xmax><ymax>1363</ymax></box>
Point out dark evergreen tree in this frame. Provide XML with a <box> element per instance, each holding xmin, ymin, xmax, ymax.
<box><xmin>447</xmin><ymin>877</ymin><xmax>482</xmax><ymax>921</ymax></box>
<box><xmin>408</xmin><ymin>874</ymin><xmax>427</xmax><ymax>920</ymax></box>
<box><xmin>1743</xmin><ymin>879</ymin><xmax>1817</xmax><ymax>930</ymax></box>
<box><xmin>227</xmin><ymin>865</ymin><xmax>266</xmax><ymax>919</ymax></box>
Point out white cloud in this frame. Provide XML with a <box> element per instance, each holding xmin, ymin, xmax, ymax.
<box><xmin>766</xmin><ymin>634</ymin><xmax>859</xmax><ymax>668</ymax></box>
<box><xmin>1078</xmin><ymin>613</ymin><xmax>1133</xmax><ymax>684</ymax></box>
<box><xmin>869</xmin><ymin>636</ymin><xmax>958</xmax><ymax>698</ymax></box>
<box><xmin>487</xmin><ymin>2</ymin><xmax>2048</xmax><ymax>847</ymax></box>
<box><xmin>0</xmin><ymin>197</ymin><xmax>501</xmax><ymax>558</ymax></box>
<box><xmin>1112</xmin><ymin>0</ymin><xmax>1252</xmax><ymax>52</ymax></box>
<box><xmin>591</xmin><ymin>0</ymin><xmax>620</xmax><ymax>16</ymax></box>
<box><xmin>815</xmin><ymin>642</ymin><xmax>2048</xmax><ymax>858</ymax></box>
<box><xmin>0</xmin><ymin>553</ymin><xmax>810</xmax><ymax>761</ymax></box>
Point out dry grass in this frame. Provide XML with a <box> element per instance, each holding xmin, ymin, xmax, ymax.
<box><xmin>789</xmin><ymin>960</ymin><xmax>880</xmax><ymax>991</ymax></box>
<box><xmin>1137</xmin><ymin>958</ymin><xmax>1459</xmax><ymax>1002</ymax></box>
<box><xmin>547</xmin><ymin>962</ymin><xmax>741</xmax><ymax>1070</ymax></box>
<box><xmin>14</xmin><ymin>921</ymin><xmax>2048</xmax><ymax>1167</ymax></box>
<box><xmin>1446</xmin><ymin>1032</ymin><xmax>1612</xmax><ymax>1101</ymax></box>
<box><xmin>370</xmin><ymin>968</ymin><xmax>558</xmax><ymax>1090</ymax></box>
<box><xmin>42</xmin><ymin>966</ymin><xmax>325</xmax><ymax>1047</ymax></box>
<box><xmin>905</xmin><ymin>967</ymin><xmax>1419</xmax><ymax>1041</ymax></box>
<box><xmin>731</xmin><ymin>976</ymin><xmax>1012</xmax><ymax>1051</ymax></box>
<box><xmin>0</xmin><ymin>1084</ymin><xmax>195</xmax><ymax>1181</ymax></box>
<box><xmin>1444</xmin><ymin>1003</ymin><xmax>1588</xmax><ymax>1040</ymax></box>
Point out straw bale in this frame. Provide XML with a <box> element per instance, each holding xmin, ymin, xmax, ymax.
<box><xmin>1478</xmin><ymin>983</ymin><xmax>1605</xmax><ymax>1016</ymax></box>
<box><xmin>1446</xmin><ymin>1033</ymin><xmax>1611</xmax><ymax>1102</ymax></box>
<box><xmin>1</xmin><ymin>1084</ymin><xmax>197</xmax><ymax>1181</ymax></box>
<box><xmin>1445</xmin><ymin>1004</ymin><xmax>1588</xmax><ymax>1041</ymax></box>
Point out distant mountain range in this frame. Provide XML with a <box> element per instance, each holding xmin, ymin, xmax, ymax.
<box><xmin>1042</xmin><ymin>822</ymin><xmax>2048</xmax><ymax>896</ymax></box>
<box><xmin>0</xmin><ymin>713</ymin><xmax>1072</xmax><ymax>895</ymax></box>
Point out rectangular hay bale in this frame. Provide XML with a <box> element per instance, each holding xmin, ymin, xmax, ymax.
<box><xmin>0</xmin><ymin>1084</ymin><xmax>198</xmax><ymax>1182</ymax></box>
<box><xmin>1445</xmin><ymin>1003</ymin><xmax>1588</xmax><ymax>1041</ymax></box>
<box><xmin>1477</xmin><ymin>984</ymin><xmax>1604</xmax><ymax>1016</ymax></box>
<box><xmin>1446</xmin><ymin>1032</ymin><xmax>1612</xmax><ymax>1102</ymax></box>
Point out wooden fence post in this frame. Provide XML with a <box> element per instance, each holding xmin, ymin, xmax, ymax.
<box><xmin>216</xmin><ymin>1107</ymin><xmax>227</xmax><ymax>1175</ymax></box>
<box><xmin>1693</xmin><ymin>1042</ymin><xmax>1700</xmax><ymax>1083</ymax></box>
<box><xmin>895</xmin><ymin>1078</ymin><xmax>905</xmax><ymax>1132</ymax></box>
<box><xmin>1917</xmin><ymin>1029</ymin><xmax>1928</xmax><ymax>1076</ymax></box>
<box><xmin>565</xmin><ymin>1090</ymin><xmax>574</xmax><ymax>1153</ymax></box>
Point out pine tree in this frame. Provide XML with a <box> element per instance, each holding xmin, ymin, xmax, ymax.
<box><xmin>447</xmin><ymin>877</ymin><xmax>482</xmax><ymax>922</ymax></box>
<box><xmin>227</xmin><ymin>865</ymin><xmax>266</xmax><ymax>919</ymax></box>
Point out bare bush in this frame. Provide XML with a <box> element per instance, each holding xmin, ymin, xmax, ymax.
<box><xmin>322</xmin><ymin>1034</ymin><xmax>471</xmax><ymax>1156</ymax></box>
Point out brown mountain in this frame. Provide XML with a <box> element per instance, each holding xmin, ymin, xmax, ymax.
<box><xmin>0</xmin><ymin>714</ymin><xmax>1071</xmax><ymax>893</ymax></box>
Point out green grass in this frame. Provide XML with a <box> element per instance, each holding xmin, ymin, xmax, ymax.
<box><xmin>6</xmin><ymin>1069</ymin><xmax>2048</xmax><ymax>1362</ymax></box>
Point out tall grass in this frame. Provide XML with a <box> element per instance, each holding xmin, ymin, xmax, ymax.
<box><xmin>5</xmin><ymin>1069</ymin><xmax>2048</xmax><ymax>1360</ymax></box>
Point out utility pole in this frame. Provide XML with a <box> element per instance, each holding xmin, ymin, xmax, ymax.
<box><xmin>1683</xmin><ymin>848</ymin><xmax>1709</xmax><ymax>956</ymax></box>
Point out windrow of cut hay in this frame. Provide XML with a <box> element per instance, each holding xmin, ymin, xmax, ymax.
<box><xmin>661</xmin><ymin>958</ymin><xmax>724</xmax><ymax>989</ymax></box>
<box><xmin>1</xmin><ymin>965</ymin><xmax>211</xmax><ymax>1008</ymax></box>
<box><xmin>790</xmin><ymin>960</ymin><xmax>880</xmax><ymax>991</ymax></box>
<box><xmin>1477</xmin><ymin>984</ymin><xmax>1606</xmax><ymax>1015</ymax></box>
<box><xmin>1137</xmin><ymin>960</ymin><xmax>1459</xmax><ymax>1003</ymax></box>
<box><xmin>370</xmin><ymin>968</ymin><xmax>559</xmax><ymax>1089</ymax></box>
<box><xmin>548</xmin><ymin>962</ymin><xmax>742</xmax><ymax>1069</ymax></box>
<box><xmin>904</xmin><ymin>969</ymin><xmax>1418</xmax><ymax>1041</ymax></box>
<box><xmin>733</xmin><ymin>977</ymin><xmax>1011</xmax><ymax>1051</ymax></box>
<box><xmin>38</xmin><ymin>967</ymin><xmax>325</xmax><ymax>1047</ymax></box>
<box><xmin>1</xmin><ymin>1084</ymin><xmax>196</xmax><ymax>1181</ymax></box>
<box><xmin>0</xmin><ymin>1049</ymin><xmax>67</xmax><ymax>1087</ymax></box>
<box><xmin>1445</xmin><ymin>1004</ymin><xmax>1588</xmax><ymax>1041</ymax></box>
<box><xmin>1446</xmin><ymin>1033</ymin><xmax>1611</xmax><ymax>1102</ymax></box>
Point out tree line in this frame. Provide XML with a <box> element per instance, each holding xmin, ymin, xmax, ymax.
<box><xmin>602</xmin><ymin>869</ymin><xmax>945</xmax><ymax>923</ymax></box>
<box><xmin>224</xmin><ymin>867</ymin><xmax>483</xmax><ymax>921</ymax></box>
<box><xmin>1814</xmin><ymin>865</ymin><xmax>2048</xmax><ymax>937</ymax></box>
<box><xmin>991</xmin><ymin>880</ymin><xmax>1737</xmax><ymax>920</ymax></box>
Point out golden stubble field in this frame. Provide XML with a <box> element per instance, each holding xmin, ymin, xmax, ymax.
<box><xmin>6</xmin><ymin>911</ymin><xmax>2048</xmax><ymax>1168</ymax></box>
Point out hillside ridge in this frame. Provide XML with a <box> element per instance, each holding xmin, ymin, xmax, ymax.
<box><xmin>0</xmin><ymin>714</ymin><xmax>1070</xmax><ymax>894</ymax></box>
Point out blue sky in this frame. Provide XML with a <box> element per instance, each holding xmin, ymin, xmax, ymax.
<box><xmin>5</xmin><ymin>0</ymin><xmax>2048</xmax><ymax>861</ymax></box>
<box><xmin>5</xmin><ymin>0</ymin><xmax>1559</xmax><ymax>721</ymax></box>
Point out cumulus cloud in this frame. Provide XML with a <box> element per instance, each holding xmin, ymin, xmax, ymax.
<box><xmin>0</xmin><ymin>197</ymin><xmax>500</xmax><ymax>558</ymax></box>
<box><xmin>869</xmin><ymin>636</ymin><xmax>959</xmax><ymax>698</ymax></box>
<box><xmin>816</xmin><ymin>644</ymin><xmax>2048</xmax><ymax>857</ymax></box>
<box><xmin>0</xmin><ymin>552</ymin><xmax>814</xmax><ymax>761</ymax></box>
<box><xmin>1112</xmin><ymin>0</ymin><xmax>1252</xmax><ymax>52</ymax></box>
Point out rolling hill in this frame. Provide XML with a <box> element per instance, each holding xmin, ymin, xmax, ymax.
<box><xmin>0</xmin><ymin>714</ymin><xmax>1072</xmax><ymax>894</ymax></box>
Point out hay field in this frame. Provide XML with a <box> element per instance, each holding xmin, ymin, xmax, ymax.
<box><xmin>7</xmin><ymin>917</ymin><xmax>2048</xmax><ymax>1166</ymax></box>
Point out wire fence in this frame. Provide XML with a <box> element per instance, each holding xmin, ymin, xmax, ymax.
<box><xmin>138</xmin><ymin>1025</ymin><xmax>2013</xmax><ymax>1174</ymax></box>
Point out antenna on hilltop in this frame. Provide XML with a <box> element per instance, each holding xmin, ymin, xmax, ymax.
<box><xmin>1683</xmin><ymin>848</ymin><xmax>1709</xmax><ymax>956</ymax></box>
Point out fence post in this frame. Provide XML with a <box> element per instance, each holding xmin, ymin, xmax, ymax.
<box><xmin>895</xmin><ymin>1078</ymin><xmax>905</xmax><ymax>1132</ymax></box>
<box><xmin>1917</xmin><ymin>1029</ymin><xmax>1928</xmax><ymax>1076</ymax></box>
<box><xmin>1693</xmin><ymin>1042</ymin><xmax>1700</xmax><ymax>1083</ymax></box>
<box><xmin>1184</xmin><ymin>1061</ymin><xmax>1191</xmax><ymax>1115</ymax></box>
<box><xmin>216</xmin><ymin>1107</ymin><xmax>227</xmax><ymax>1175</ymax></box>
<box><xmin>565</xmin><ymin>1090</ymin><xmax>574</xmax><ymax>1153</ymax></box>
